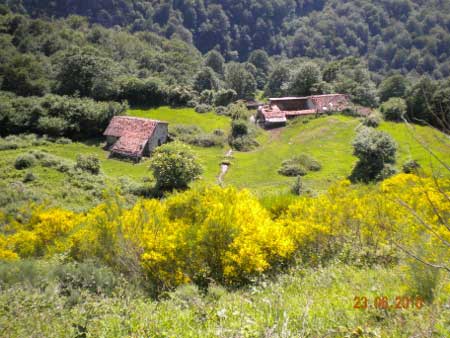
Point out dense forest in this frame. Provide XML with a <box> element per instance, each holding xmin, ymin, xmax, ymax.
<box><xmin>3</xmin><ymin>0</ymin><xmax>450</xmax><ymax>78</ymax></box>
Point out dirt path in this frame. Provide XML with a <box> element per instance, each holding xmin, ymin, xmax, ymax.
<box><xmin>217</xmin><ymin>149</ymin><xmax>233</xmax><ymax>186</ymax></box>
<box><xmin>267</xmin><ymin>127</ymin><xmax>284</xmax><ymax>142</ymax></box>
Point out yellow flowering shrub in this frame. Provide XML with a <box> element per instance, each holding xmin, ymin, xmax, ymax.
<box><xmin>3</xmin><ymin>207</ymin><xmax>78</xmax><ymax>258</ymax></box>
<box><xmin>0</xmin><ymin>174</ymin><xmax>448</xmax><ymax>291</ymax></box>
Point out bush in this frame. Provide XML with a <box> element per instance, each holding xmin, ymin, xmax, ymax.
<box><xmin>150</xmin><ymin>142</ymin><xmax>203</xmax><ymax>191</ymax></box>
<box><xmin>55</xmin><ymin>137</ymin><xmax>72</xmax><ymax>144</ymax></box>
<box><xmin>53</xmin><ymin>261</ymin><xmax>119</xmax><ymax>297</ymax></box>
<box><xmin>37</xmin><ymin>116</ymin><xmax>68</xmax><ymax>136</ymax></box>
<box><xmin>23</xmin><ymin>172</ymin><xmax>37</xmax><ymax>183</ymax></box>
<box><xmin>215</xmin><ymin>106</ymin><xmax>227</xmax><ymax>115</ymax></box>
<box><xmin>362</xmin><ymin>113</ymin><xmax>382</xmax><ymax>128</ymax></box>
<box><xmin>350</xmin><ymin>127</ymin><xmax>397</xmax><ymax>183</ymax></box>
<box><xmin>380</xmin><ymin>97</ymin><xmax>407</xmax><ymax>122</ymax></box>
<box><xmin>75</xmin><ymin>155</ymin><xmax>101</xmax><ymax>175</ymax></box>
<box><xmin>291</xmin><ymin>176</ymin><xmax>304</xmax><ymax>195</ymax></box>
<box><xmin>14</xmin><ymin>154</ymin><xmax>36</xmax><ymax>170</ymax></box>
<box><xmin>198</xmin><ymin>90</ymin><xmax>215</xmax><ymax>105</ymax></box>
<box><xmin>229</xmin><ymin>135</ymin><xmax>259</xmax><ymax>151</ymax></box>
<box><xmin>170</xmin><ymin>125</ymin><xmax>225</xmax><ymax>148</ymax></box>
<box><xmin>194</xmin><ymin>104</ymin><xmax>212</xmax><ymax>114</ymax></box>
<box><xmin>278</xmin><ymin>163</ymin><xmax>307</xmax><ymax>177</ymax></box>
<box><xmin>402</xmin><ymin>159</ymin><xmax>421</xmax><ymax>174</ymax></box>
<box><xmin>231</xmin><ymin>120</ymin><xmax>248</xmax><ymax>138</ymax></box>
<box><xmin>190</xmin><ymin>133</ymin><xmax>225</xmax><ymax>147</ymax></box>
<box><xmin>214</xmin><ymin>89</ymin><xmax>237</xmax><ymax>107</ymax></box>
<box><xmin>278</xmin><ymin>155</ymin><xmax>321</xmax><ymax>177</ymax></box>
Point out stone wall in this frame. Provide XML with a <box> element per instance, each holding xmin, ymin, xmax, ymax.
<box><xmin>145</xmin><ymin>123</ymin><xmax>169</xmax><ymax>156</ymax></box>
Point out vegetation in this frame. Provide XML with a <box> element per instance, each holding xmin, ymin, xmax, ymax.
<box><xmin>278</xmin><ymin>154</ymin><xmax>322</xmax><ymax>177</ymax></box>
<box><xmin>7</xmin><ymin>0</ymin><xmax>450</xmax><ymax>80</ymax></box>
<box><xmin>149</xmin><ymin>142</ymin><xmax>203</xmax><ymax>192</ymax></box>
<box><xmin>1</xmin><ymin>2</ymin><xmax>450</xmax><ymax>336</ymax></box>
<box><xmin>350</xmin><ymin>127</ymin><xmax>397</xmax><ymax>183</ymax></box>
<box><xmin>381</xmin><ymin>97</ymin><xmax>408</xmax><ymax>122</ymax></box>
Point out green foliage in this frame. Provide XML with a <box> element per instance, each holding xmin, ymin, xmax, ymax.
<box><xmin>407</xmin><ymin>258</ymin><xmax>440</xmax><ymax>303</ymax></box>
<box><xmin>362</xmin><ymin>113</ymin><xmax>382</xmax><ymax>128</ymax></box>
<box><xmin>150</xmin><ymin>141</ymin><xmax>203</xmax><ymax>191</ymax></box>
<box><xmin>264</xmin><ymin>64</ymin><xmax>290</xmax><ymax>98</ymax></box>
<box><xmin>231</xmin><ymin>120</ymin><xmax>248</xmax><ymax>138</ymax></box>
<box><xmin>350</xmin><ymin>127</ymin><xmax>397</xmax><ymax>183</ymax></box>
<box><xmin>381</xmin><ymin>97</ymin><xmax>407</xmax><ymax>122</ymax></box>
<box><xmin>213</xmin><ymin>89</ymin><xmax>236</xmax><ymax>107</ymax></box>
<box><xmin>75</xmin><ymin>155</ymin><xmax>101</xmax><ymax>175</ymax></box>
<box><xmin>329</xmin><ymin>59</ymin><xmax>379</xmax><ymax>107</ymax></box>
<box><xmin>286</xmin><ymin>62</ymin><xmax>322</xmax><ymax>96</ymax></box>
<box><xmin>378</xmin><ymin>74</ymin><xmax>409</xmax><ymax>102</ymax></box>
<box><xmin>0</xmin><ymin>11</ymin><xmax>201</xmax><ymax>104</ymax></box>
<box><xmin>204</xmin><ymin>50</ymin><xmax>225</xmax><ymax>75</ymax></box>
<box><xmin>225</xmin><ymin>62</ymin><xmax>256</xmax><ymax>100</ymax></box>
<box><xmin>291</xmin><ymin>176</ymin><xmax>304</xmax><ymax>196</ymax></box>
<box><xmin>402</xmin><ymin>159</ymin><xmax>421</xmax><ymax>174</ymax></box>
<box><xmin>278</xmin><ymin>154</ymin><xmax>321</xmax><ymax>177</ymax></box>
<box><xmin>23</xmin><ymin>171</ymin><xmax>37</xmax><ymax>183</ymax></box>
<box><xmin>14</xmin><ymin>153</ymin><xmax>36</xmax><ymax>170</ymax></box>
<box><xmin>194</xmin><ymin>103</ymin><xmax>212</xmax><ymax>114</ymax></box>
<box><xmin>169</xmin><ymin>124</ymin><xmax>225</xmax><ymax>148</ymax></box>
<box><xmin>193</xmin><ymin>67</ymin><xmax>219</xmax><ymax>93</ymax></box>
<box><xmin>0</xmin><ymin>93</ymin><xmax>127</xmax><ymax>138</ymax></box>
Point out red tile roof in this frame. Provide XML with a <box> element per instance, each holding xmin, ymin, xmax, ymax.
<box><xmin>309</xmin><ymin>94</ymin><xmax>349</xmax><ymax>112</ymax></box>
<box><xmin>258</xmin><ymin>94</ymin><xmax>350</xmax><ymax>123</ymax></box>
<box><xmin>104</xmin><ymin>116</ymin><xmax>166</xmax><ymax>157</ymax></box>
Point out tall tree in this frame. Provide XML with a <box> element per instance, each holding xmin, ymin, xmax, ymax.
<box><xmin>225</xmin><ymin>62</ymin><xmax>256</xmax><ymax>100</ymax></box>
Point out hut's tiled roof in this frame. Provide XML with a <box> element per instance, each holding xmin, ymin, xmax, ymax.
<box><xmin>104</xmin><ymin>116</ymin><xmax>166</xmax><ymax>157</ymax></box>
<box><xmin>258</xmin><ymin>94</ymin><xmax>349</xmax><ymax>122</ymax></box>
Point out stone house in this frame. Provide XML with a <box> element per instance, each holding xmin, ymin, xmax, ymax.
<box><xmin>103</xmin><ymin>116</ymin><xmax>168</xmax><ymax>161</ymax></box>
<box><xmin>257</xmin><ymin>94</ymin><xmax>349</xmax><ymax>127</ymax></box>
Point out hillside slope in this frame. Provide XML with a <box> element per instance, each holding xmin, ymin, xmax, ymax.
<box><xmin>4</xmin><ymin>0</ymin><xmax>450</xmax><ymax>77</ymax></box>
<box><xmin>1</xmin><ymin>108</ymin><xmax>449</xmax><ymax>214</ymax></box>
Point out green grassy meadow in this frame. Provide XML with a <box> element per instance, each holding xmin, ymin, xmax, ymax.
<box><xmin>1</xmin><ymin>262</ymin><xmax>448</xmax><ymax>337</ymax></box>
<box><xmin>1</xmin><ymin>107</ymin><xmax>449</xmax><ymax>210</ymax></box>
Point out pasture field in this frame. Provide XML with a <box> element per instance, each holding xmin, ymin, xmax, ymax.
<box><xmin>1</xmin><ymin>107</ymin><xmax>449</xmax><ymax>211</ymax></box>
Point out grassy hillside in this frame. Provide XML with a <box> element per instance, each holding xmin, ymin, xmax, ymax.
<box><xmin>1</xmin><ymin>108</ymin><xmax>449</xmax><ymax>213</ymax></box>
<box><xmin>2</xmin><ymin>262</ymin><xmax>448</xmax><ymax>337</ymax></box>
<box><xmin>226</xmin><ymin>115</ymin><xmax>450</xmax><ymax>193</ymax></box>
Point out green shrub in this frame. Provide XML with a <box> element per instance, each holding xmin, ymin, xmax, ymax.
<box><xmin>23</xmin><ymin>172</ymin><xmax>37</xmax><ymax>183</ymax></box>
<box><xmin>278</xmin><ymin>154</ymin><xmax>321</xmax><ymax>177</ymax></box>
<box><xmin>75</xmin><ymin>155</ymin><xmax>101</xmax><ymax>175</ymax></box>
<box><xmin>150</xmin><ymin>142</ymin><xmax>203</xmax><ymax>191</ymax></box>
<box><xmin>194</xmin><ymin>104</ymin><xmax>212</xmax><ymax>113</ymax></box>
<box><xmin>170</xmin><ymin>124</ymin><xmax>225</xmax><ymax>148</ymax></box>
<box><xmin>362</xmin><ymin>113</ymin><xmax>382</xmax><ymax>128</ymax></box>
<box><xmin>214</xmin><ymin>89</ymin><xmax>237</xmax><ymax>107</ymax></box>
<box><xmin>190</xmin><ymin>133</ymin><xmax>225</xmax><ymax>147</ymax></box>
<box><xmin>14</xmin><ymin>154</ymin><xmax>36</xmax><ymax>170</ymax></box>
<box><xmin>291</xmin><ymin>176</ymin><xmax>305</xmax><ymax>195</ymax></box>
<box><xmin>229</xmin><ymin>135</ymin><xmax>259</xmax><ymax>151</ymax></box>
<box><xmin>380</xmin><ymin>97</ymin><xmax>407</xmax><ymax>122</ymax></box>
<box><xmin>278</xmin><ymin>163</ymin><xmax>307</xmax><ymax>177</ymax></box>
<box><xmin>198</xmin><ymin>90</ymin><xmax>215</xmax><ymax>105</ymax></box>
<box><xmin>231</xmin><ymin>120</ymin><xmax>248</xmax><ymax>138</ymax></box>
<box><xmin>37</xmin><ymin>116</ymin><xmax>69</xmax><ymax>136</ymax></box>
<box><xmin>54</xmin><ymin>261</ymin><xmax>119</xmax><ymax>297</ymax></box>
<box><xmin>350</xmin><ymin>127</ymin><xmax>397</xmax><ymax>183</ymax></box>
<box><xmin>215</xmin><ymin>105</ymin><xmax>227</xmax><ymax>115</ymax></box>
<box><xmin>55</xmin><ymin>137</ymin><xmax>72</xmax><ymax>144</ymax></box>
<box><xmin>402</xmin><ymin>159</ymin><xmax>421</xmax><ymax>174</ymax></box>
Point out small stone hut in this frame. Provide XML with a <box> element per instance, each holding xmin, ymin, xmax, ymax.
<box><xmin>103</xmin><ymin>116</ymin><xmax>168</xmax><ymax>161</ymax></box>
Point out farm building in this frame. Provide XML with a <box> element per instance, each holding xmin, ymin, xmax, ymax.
<box><xmin>103</xmin><ymin>116</ymin><xmax>168</xmax><ymax>161</ymax></box>
<box><xmin>257</xmin><ymin>94</ymin><xmax>349</xmax><ymax>127</ymax></box>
